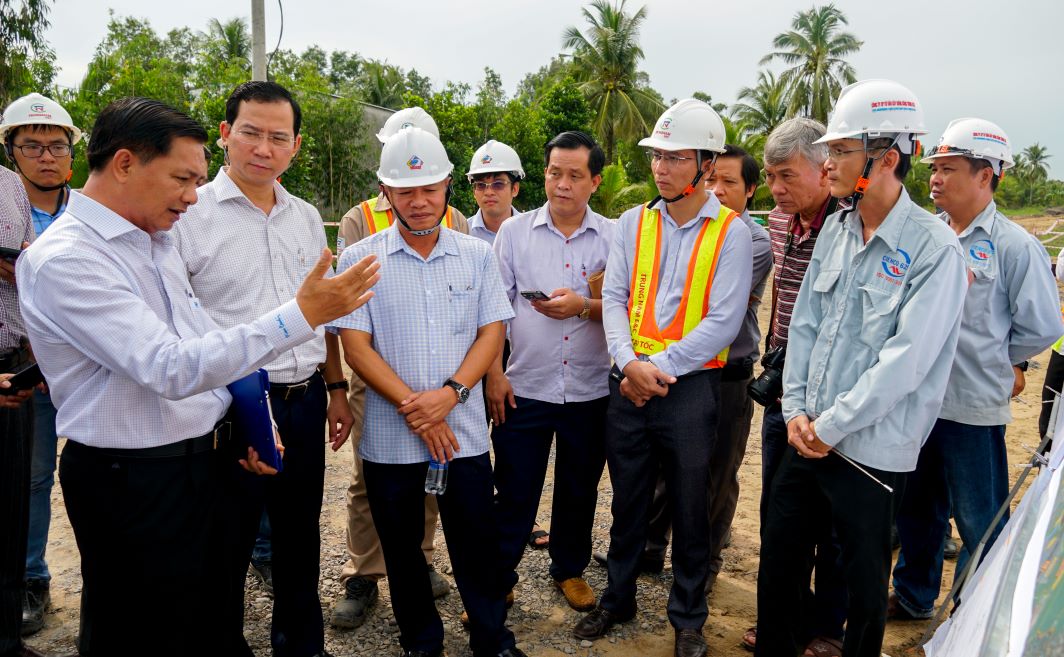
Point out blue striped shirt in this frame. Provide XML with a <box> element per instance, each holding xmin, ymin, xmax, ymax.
<box><xmin>330</xmin><ymin>226</ymin><xmax>514</xmax><ymax>464</ymax></box>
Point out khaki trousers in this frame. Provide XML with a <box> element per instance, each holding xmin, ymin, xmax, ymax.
<box><xmin>340</xmin><ymin>369</ymin><xmax>439</xmax><ymax>583</ymax></box>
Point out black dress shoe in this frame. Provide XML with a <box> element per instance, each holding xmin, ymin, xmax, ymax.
<box><xmin>675</xmin><ymin>628</ymin><xmax>707</xmax><ymax>657</ymax></box>
<box><xmin>572</xmin><ymin>605</ymin><xmax>633</xmax><ymax>640</ymax></box>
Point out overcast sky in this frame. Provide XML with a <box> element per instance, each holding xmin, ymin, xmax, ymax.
<box><xmin>46</xmin><ymin>0</ymin><xmax>1064</xmax><ymax>176</ymax></box>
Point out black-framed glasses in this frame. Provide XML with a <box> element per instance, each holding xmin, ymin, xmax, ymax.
<box><xmin>231</xmin><ymin>128</ymin><xmax>297</xmax><ymax>150</ymax></box>
<box><xmin>472</xmin><ymin>180</ymin><xmax>509</xmax><ymax>192</ymax></box>
<box><xmin>644</xmin><ymin>150</ymin><xmax>694</xmax><ymax>166</ymax></box>
<box><xmin>12</xmin><ymin>143</ymin><xmax>72</xmax><ymax>158</ymax></box>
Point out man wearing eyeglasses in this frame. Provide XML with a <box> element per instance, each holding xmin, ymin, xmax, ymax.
<box><xmin>575</xmin><ymin>100</ymin><xmax>752</xmax><ymax>657</ymax></box>
<box><xmin>329</xmin><ymin>107</ymin><xmax>464</xmax><ymax>631</ymax></box>
<box><xmin>172</xmin><ymin>81</ymin><xmax>348</xmax><ymax>657</ymax></box>
<box><xmin>0</xmin><ymin>92</ymin><xmax>82</xmax><ymax>638</ymax></box>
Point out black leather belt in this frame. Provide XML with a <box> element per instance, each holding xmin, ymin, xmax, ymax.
<box><xmin>76</xmin><ymin>421</ymin><xmax>233</xmax><ymax>459</ymax></box>
<box><xmin>270</xmin><ymin>372</ymin><xmax>320</xmax><ymax>401</ymax></box>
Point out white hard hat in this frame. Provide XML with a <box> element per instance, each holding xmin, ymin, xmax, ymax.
<box><xmin>815</xmin><ymin>79</ymin><xmax>926</xmax><ymax>154</ymax></box>
<box><xmin>466</xmin><ymin>140</ymin><xmax>525</xmax><ymax>182</ymax></box>
<box><xmin>377</xmin><ymin>126</ymin><xmax>453</xmax><ymax>188</ymax></box>
<box><xmin>0</xmin><ymin>93</ymin><xmax>82</xmax><ymax>144</ymax></box>
<box><xmin>921</xmin><ymin>117</ymin><xmax>1014</xmax><ymax>174</ymax></box>
<box><xmin>639</xmin><ymin>99</ymin><xmax>726</xmax><ymax>154</ymax></box>
<box><xmin>375</xmin><ymin>107</ymin><xmax>439</xmax><ymax>144</ymax></box>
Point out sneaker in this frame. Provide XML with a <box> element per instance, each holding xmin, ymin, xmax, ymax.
<box><xmin>427</xmin><ymin>564</ymin><xmax>450</xmax><ymax>599</ymax></box>
<box><xmin>331</xmin><ymin>576</ymin><xmax>379</xmax><ymax>629</ymax></box>
<box><xmin>21</xmin><ymin>579</ymin><xmax>49</xmax><ymax>636</ymax></box>
<box><xmin>249</xmin><ymin>560</ymin><xmax>274</xmax><ymax>596</ymax></box>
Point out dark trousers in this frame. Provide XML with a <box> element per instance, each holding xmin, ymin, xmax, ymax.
<box><xmin>893</xmin><ymin>420</ymin><xmax>1009</xmax><ymax>615</ymax></box>
<box><xmin>760</xmin><ymin>405</ymin><xmax>846</xmax><ymax>641</ymax></box>
<box><xmin>0</xmin><ymin>397</ymin><xmax>33</xmax><ymax>655</ymax></box>
<box><xmin>493</xmin><ymin>396</ymin><xmax>607</xmax><ymax>583</ymax></box>
<box><xmin>600</xmin><ymin>369</ymin><xmax>720</xmax><ymax>630</ymax></box>
<box><xmin>643</xmin><ymin>372</ymin><xmax>754</xmax><ymax>588</ymax></box>
<box><xmin>1039</xmin><ymin>349</ymin><xmax>1064</xmax><ymax>447</ymax></box>
<box><xmin>756</xmin><ymin>449</ymin><xmax>906</xmax><ymax>657</ymax></box>
<box><xmin>364</xmin><ymin>454</ymin><xmax>515</xmax><ymax>657</ymax></box>
<box><xmin>59</xmin><ymin>438</ymin><xmax>229</xmax><ymax>657</ymax></box>
<box><xmin>225</xmin><ymin>374</ymin><xmax>328</xmax><ymax>657</ymax></box>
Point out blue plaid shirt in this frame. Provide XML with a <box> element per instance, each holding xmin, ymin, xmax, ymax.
<box><xmin>30</xmin><ymin>187</ymin><xmax>68</xmax><ymax>237</ymax></box>
<box><xmin>330</xmin><ymin>226</ymin><xmax>514</xmax><ymax>464</ymax></box>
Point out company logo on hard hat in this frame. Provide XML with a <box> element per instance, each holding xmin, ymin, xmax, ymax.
<box><xmin>880</xmin><ymin>249</ymin><xmax>911</xmax><ymax>279</ymax></box>
<box><xmin>400</xmin><ymin>122</ymin><xmax>414</xmax><ymax>130</ymax></box>
<box><xmin>407</xmin><ymin>155</ymin><xmax>423</xmax><ymax>170</ymax></box>
<box><xmin>481</xmin><ymin>154</ymin><xmax>493</xmax><ymax>164</ymax></box>
<box><xmin>655</xmin><ymin>117</ymin><xmax>673</xmax><ymax>139</ymax></box>
<box><xmin>970</xmin><ymin>240</ymin><xmax>994</xmax><ymax>262</ymax></box>
<box><xmin>870</xmin><ymin>100</ymin><xmax>916</xmax><ymax>113</ymax></box>
<box><xmin>972</xmin><ymin>132</ymin><xmax>1008</xmax><ymax>147</ymax></box>
<box><xmin>31</xmin><ymin>104</ymin><xmax>45</xmax><ymax>113</ymax></box>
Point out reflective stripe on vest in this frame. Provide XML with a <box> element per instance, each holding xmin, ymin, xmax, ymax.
<box><xmin>628</xmin><ymin>203</ymin><xmax>737</xmax><ymax>369</ymax></box>
<box><xmin>360</xmin><ymin>196</ymin><xmax>453</xmax><ymax>234</ymax></box>
<box><xmin>1054</xmin><ymin>306</ymin><xmax>1064</xmax><ymax>354</ymax></box>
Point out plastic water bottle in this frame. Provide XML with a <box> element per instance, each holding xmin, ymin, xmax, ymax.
<box><xmin>425</xmin><ymin>457</ymin><xmax>448</xmax><ymax>495</ymax></box>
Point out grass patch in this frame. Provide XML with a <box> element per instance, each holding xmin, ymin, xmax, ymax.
<box><xmin>1040</xmin><ymin>233</ymin><xmax>1064</xmax><ymax>249</ymax></box>
<box><xmin>1002</xmin><ymin>206</ymin><xmax>1049</xmax><ymax>218</ymax></box>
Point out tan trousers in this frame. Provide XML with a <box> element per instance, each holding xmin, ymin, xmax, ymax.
<box><xmin>340</xmin><ymin>369</ymin><xmax>439</xmax><ymax>583</ymax></box>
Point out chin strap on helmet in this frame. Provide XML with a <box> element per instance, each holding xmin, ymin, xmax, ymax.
<box><xmin>387</xmin><ymin>182</ymin><xmax>454</xmax><ymax>237</ymax></box>
<box><xmin>837</xmin><ymin>134</ymin><xmax>903</xmax><ymax>224</ymax></box>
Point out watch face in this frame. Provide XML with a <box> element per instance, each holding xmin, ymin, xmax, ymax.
<box><xmin>458</xmin><ymin>387</ymin><xmax>470</xmax><ymax>403</ymax></box>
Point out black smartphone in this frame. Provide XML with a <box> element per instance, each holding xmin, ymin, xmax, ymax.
<box><xmin>0</xmin><ymin>246</ymin><xmax>22</xmax><ymax>263</ymax></box>
<box><xmin>519</xmin><ymin>290</ymin><xmax>551</xmax><ymax>302</ymax></box>
<box><xmin>0</xmin><ymin>361</ymin><xmax>42</xmax><ymax>395</ymax></box>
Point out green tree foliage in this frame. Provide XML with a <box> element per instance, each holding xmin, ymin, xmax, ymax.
<box><xmin>591</xmin><ymin>158</ymin><xmax>650</xmax><ymax>217</ymax></box>
<box><xmin>491</xmin><ymin>99</ymin><xmax>548</xmax><ymax>211</ymax></box>
<box><xmin>0</xmin><ymin>0</ymin><xmax>54</xmax><ymax>107</ymax></box>
<box><xmin>562</xmin><ymin>0</ymin><xmax>664</xmax><ymax>163</ymax></box>
<box><xmin>538</xmin><ymin>77</ymin><xmax>595</xmax><ymax>140</ymax></box>
<box><xmin>731</xmin><ymin>71</ymin><xmax>789</xmax><ymax>140</ymax></box>
<box><xmin>760</xmin><ymin>3</ymin><xmax>861</xmax><ymax>123</ymax></box>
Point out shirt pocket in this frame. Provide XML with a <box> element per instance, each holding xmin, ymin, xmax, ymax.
<box><xmin>812</xmin><ymin>269</ymin><xmax>841</xmax><ymax>316</ymax></box>
<box><xmin>448</xmin><ymin>283</ymin><xmax>477</xmax><ymax>336</ymax></box>
<box><xmin>858</xmin><ymin>285</ymin><xmax>902</xmax><ymax>352</ymax></box>
<box><xmin>964</xmin><ymin>267</ymin><xmax>997</xmax><ymax>333</ymax></box>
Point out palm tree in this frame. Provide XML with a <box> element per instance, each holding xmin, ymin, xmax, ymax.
<box><xmin>204</xmin><ymin>17</ymin><xmax>250</xmax><ymax>65</ymax></box>
<box><xmin>731</xmin><ymin>70</ymin><xmax>789</xmax><ymax>138</ymax></box>
<box><xmin>760</xmin><ymin>4</ymin><xmax>862</xmax><ymax>123</ymax></box>
<box><xmin>592</xmin><ymin>158</ymin><xmax>651</xmax><ymax>217</ymax></box>
<box><xmin>562</xmin><ymin>0</ymin><xmax>664</xmax><ymax>163</ymax></box>
<box><xmin>358</xmin><ymin>61</ymin><xmax>405</xmax><ymax>108</ymax></box>
<box><xmin>1023</xmin><ymin>143</ymin><xmax>1051</xmax><ymax>181</ymax></box>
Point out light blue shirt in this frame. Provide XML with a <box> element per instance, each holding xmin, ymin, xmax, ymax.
<box><xmin>602</xmin><ymin>195</ymin><xmax>753</xmax><ymax>377</ymax></box>
<box><xmin>782</xmin><ymin>188</ymin><xmax>968</xmax><ymax>472</ymax></box>
<box><xmin>938</xmin><ymin>200</ymin><xmax>1062</xmax><ymax>425</ymax></box>
<box><xmin>329</xmin><ymin>226</ymin><xmax>514</xmax><ymax>464</ymax></box>
<box><xmin>467</xmin><ymin>207</ymin><xmax>518</xmax><ymax>247</ymax></box>
<box><xmin>493</xmin><ymin>203</ymin><xmax>614</xmax><ymax>403</ymax></box>
<box><xmin>16</xmin><ymin>192</ymin><xmax>316</xmax><ymax>449</ymax></box>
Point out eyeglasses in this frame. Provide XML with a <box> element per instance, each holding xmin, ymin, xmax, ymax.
<box><xmin>825</xmin><ymin>146</ymin><xmax>867</xmax><ymax>160</ymax></box>
<box><xmin>230</xmin><ymin>128</ymin><xmax>297</xmax><ymax>150</ymax></box>
<box><xmin>644</xmin><ymin>150</ymin><xmax>694</xmax><ymax>166</ymax></box>
<box><xmin>12</xmin><ymin>143</ymin><xmax>72</xmax><ymax>158</ymax></box>
<box><xmin>472</xmin><ymin>180</ymin><xmax>510</xmax><ymax>192</ymax></box>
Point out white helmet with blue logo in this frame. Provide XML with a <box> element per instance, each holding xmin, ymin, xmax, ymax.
<box><xmin>467</xmin><ymin>140</ymin><xmax>525</xmax><ymax>182</ymax></box>
<box><xmin>815</xmin><ymin>79</ymin><xmax>926</xmax><ymax>155</ymax></box>
<box><xmin>377</xmin><ymin>126</ymin><xmax>453</xmax><ymax>188</ymax></box>
<box><xmin>921</xmin><ymin>117</ymin><xmax>1014</xmax><ymax>175</ymax></box>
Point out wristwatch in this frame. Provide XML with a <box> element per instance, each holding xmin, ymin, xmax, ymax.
<box><xmin>578</xmin><ymin>295</ymin><xmax>591</xmax><ymax>320</ymax></box>
<box><xmin>326</xmin><ymin>380</ymin><xmax>349</xmax><ymax>392</ymax></box>
<box><xmin>444</xmin><ymin>378</ymin><xmax>470</xmax><ymax>404</ymax></box>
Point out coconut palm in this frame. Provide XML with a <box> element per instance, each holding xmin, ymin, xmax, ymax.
<box><xmin>204</xmin><ymin>17</ymin><xmax>250</xmax><ymax>65</ymax></box>
<box><xmin>562</xmin><ymin>0</ymin><xmax>664</xmax><ymax>163</ymax></box>
<box><xmin>760</xmin><ymin>3</ymin><xmax>862</xmax><ymax>123</ymax></box>
<box><xmin>591</xmin><ymin>158</ymin><xmax>651</xmax><ymax>217</ymax></box>
<box><xmin>1023</xmin><ymin>143</ymin><xmax>1051</xmax><ymax>181</ymax></box>
<box><xmin>731</xmin><ymin>70</ymin><xmax>789</xmax><ymax>138</ymax></box>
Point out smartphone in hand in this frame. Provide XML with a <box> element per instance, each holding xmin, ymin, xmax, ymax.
<box><xmin>520</xmin><ymin>290</ymin><xmax>551</xmax><ymax>302</ymax></box>
<box><xmin>0</xmin><ymin>361</ymin><xmax>43</xmax><ymax>396</ymax></box>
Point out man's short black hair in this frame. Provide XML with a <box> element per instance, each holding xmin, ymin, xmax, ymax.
<box><xmin>544</xmin><ymin>131</ymin><xmax>605</xmax><ymax>177</ymax></box>
<box><xmin>471</xmin><ymin>171</ymin><xmax>520</xmax><ymax>186</ymax></box>
<box><xmin>718</xmin><ymin>144</ymin><xmax>761</xmax><ymax>192</ymax></box>
<box><xmin>225</xmin><ymin>80</ymin><xmax>302</xmax><ymax>135</ymax></box>
<box><xmin>86</xmin><ymin>97</ymin><xmax>207</xmax><ymax>172</ymax></box>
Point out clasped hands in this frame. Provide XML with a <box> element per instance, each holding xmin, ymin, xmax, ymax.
<box><xmin>399</xmin><ymin>387</ymin><xmax>461</xmax><ymax>463</ymax></box>
<box><xmin>786</xmin><ymin>414</ymin><xmax>832</xmax><ymax>458</ymax></box>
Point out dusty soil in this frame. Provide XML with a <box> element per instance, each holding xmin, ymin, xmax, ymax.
<box><xmin>25</xmin><ymin>241</ymin><xmax>1055</xmax><ymax>657</ymax></box>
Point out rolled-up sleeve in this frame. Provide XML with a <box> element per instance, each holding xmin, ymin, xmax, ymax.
<box><xmin>813</xmin><ymin>243</ymin><xmax>967</xmax><ymax>447</ymax></box>
<box><xmin>649</xmin><ymin>219</ymin><xmax>752</xmax><ymax>377</ymax></box>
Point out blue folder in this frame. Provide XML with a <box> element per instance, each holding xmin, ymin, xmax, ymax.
<box><xmin>227</xmin><ymin>369</ymin><xmax>283</xmax><ymax>472</ymax></box>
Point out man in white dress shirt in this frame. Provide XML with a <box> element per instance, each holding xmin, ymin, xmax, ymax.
<box><xmin>15</xmin><ymin>97</ymin><xmax>379</xmax><ymax>657</ymax></box>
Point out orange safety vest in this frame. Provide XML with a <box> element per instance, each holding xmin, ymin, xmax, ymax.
<box><xmin>359</xmin><ymin>195</ymin><xmax>454</xmax><ymax>234</ymax></box>
<box><xmin>628</xmin><ymin>203</ymin><xmax>737</xmax><ymax>369</ymax></box>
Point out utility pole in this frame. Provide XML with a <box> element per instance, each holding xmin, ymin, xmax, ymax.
<box><xmin>251</xmin><ymin>0</ymin><xmax>267</xmax><ymax>81</ymax></box>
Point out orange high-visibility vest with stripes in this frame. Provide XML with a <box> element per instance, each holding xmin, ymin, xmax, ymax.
<box><xmin>359</xmin><ymin>195</ymin><xmax>454</xmax><ymax>235</ymax></box>
<box><xmin>628</xmin><ymin>203</ymin><xmax>737</xmax><ymax>369</ymax></box>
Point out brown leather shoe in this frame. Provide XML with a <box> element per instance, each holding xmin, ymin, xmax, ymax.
<box><xmin>675</xmin><ymin>628</ymin><xmax>707</xmax><ymax>657</ymax></box>
<box><xmin>460</xmin><ymin>589</ymin><xmax>514</xmax><ymax>626</ymax></box>
<box><xmin>572</xmin><ymin>605</ymin><xmax>634</xmax><ymax>640</ymax></box>
<box><xmin>554</xmin><ymin>577</ymin><xmax>596</xmax><ymax>611</ymax></box>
